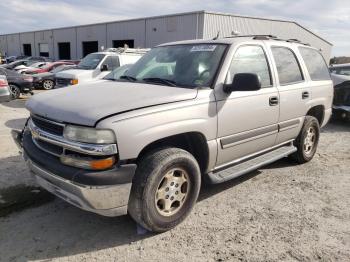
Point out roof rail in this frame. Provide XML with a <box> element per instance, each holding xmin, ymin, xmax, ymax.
<box><xmin>221</xmin><ymin>34</ymin><xmax>311</xmax><ymax>46</ymax></box>
<box><xmin>223</xmin><ymin>34</ymin><xmax>277</xmax><ymax>40</ymax></box>
<box><xmin>105</xmin><ymin>47</ymin><xmax>150</xmax><ymax>54</ymax></box>
<box><xmin>285</xmin><ymin>38</ymin><xmax>311</xmax><ymax>46</ymax></box>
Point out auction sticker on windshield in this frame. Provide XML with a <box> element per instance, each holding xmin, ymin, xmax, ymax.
<box><xmin>190</xmin><ymin>45</ymin><xmax>217</xmax><ymax>52</ymax></box>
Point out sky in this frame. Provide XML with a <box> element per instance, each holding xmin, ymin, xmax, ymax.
<box><xmin>0</xmin><ymin>0</ymin><xmax>349</xmax><ymax>57</ymax></box>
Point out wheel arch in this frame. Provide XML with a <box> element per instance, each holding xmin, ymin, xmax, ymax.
<box><xmin>306</xmin><ymin>105</ymin><xmax>325</xmax><ymax>126</ymax></box>
<box><xmin>136</xmin><ymin>132</ymin><xmax>210</xmax><ymax>174</ymax></box>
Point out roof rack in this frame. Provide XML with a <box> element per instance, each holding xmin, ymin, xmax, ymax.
<box><xmin>222</xmin><ymin>34</ymin><xmax>310</xmax><ymax>46</ymax></box>
<box><xmin>105</xmin><ymin>47</ymin><xmax>150</xmax><ymax>54</ymax></box>
<box><xmin>223</xmin><ymin>34</ymin><xmax>277</xmax><ymax>40</ymax></box>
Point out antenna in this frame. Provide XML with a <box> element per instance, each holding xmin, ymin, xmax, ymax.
<box><xmin>212</xmin><ymin>31</ymin><xmax>220</xmax><ymax>40</ymax></box>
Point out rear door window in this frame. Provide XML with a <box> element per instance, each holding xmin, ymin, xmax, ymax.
<box><xmin>271</xmin><ymin>46</ymin><xmax>304</xmax><ymax>85</ymax></box>
<box><xmin>298</xmin><ymin>47</ymin><xmax>330</xmax><ymax>80</ymax></box>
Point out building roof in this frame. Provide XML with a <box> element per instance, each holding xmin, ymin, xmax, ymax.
<box><xmin>0</xmin><ymin>10</ymin><xmax>331</xmax><ymax>46</ymax></box>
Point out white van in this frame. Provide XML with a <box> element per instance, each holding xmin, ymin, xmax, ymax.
<box><xmin>55</xmin><ymin>48</ymin><xmax>148</xmax><ymax>87</ymax></box>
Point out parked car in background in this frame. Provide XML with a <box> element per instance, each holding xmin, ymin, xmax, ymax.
<box><xmin>0</xmin><ymin>75</ymin><xmax>12</xmax><ymax>102</ymax></box>
<box><xmin>330</xmin><ymin>64</ymin><xmax>350</xmax><ymax>121</ymax></box>
<box><xmin>33</xmin><ymin>64</ymin><xmax>77</xmax><ymax>90</ymax></box>
<box><xmin>25</xmin><ymin>61</ymin><xmax>75</xmax><ymax>75</ymax></box>
<box><xmin>15</xmin><ymin>62</ymin><xmax>51</xmax><ymax>74</ymax></box>
<box><xmin>28</xmin><ymin>56</ymin><xmax>53</xmax><ymax>62</ymax></box>
<box><xmin>14</xmin><ymin>36</ymin><xmax>333</xmax><ymax>232</ymax></box>
<box><xmin>0</xmin><ymin>68</ymin><xmax>33</xmax><ymax>99</ymax></box>
<box><xmin>55</xmin><ymin>48</ymin><xmax>149</xmax><ymax>87</ymax></box>
<box><xmin>59</xmin><ymin>60</ymin><xmax>80</xmax><ymax>65</ymax></box>
<box><xmin>4</xmin><ymin>56</ymin><xmax>17</xmax><ymax>63</ymax></box>
<box><xmin>0</xmin><ymin>59</ymin><xmax>32</xmax><ymax>70</ymax></box>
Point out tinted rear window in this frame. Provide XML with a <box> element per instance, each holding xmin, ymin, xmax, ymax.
<box><xmin>299</xmin><ymin>47</ymin><xmax>330</xmax><ymax>81</ymax></box>
<box><xmin>271</xmin><ymin>47</ymin><xmax>304</xmax><ymax>85</ymax></box>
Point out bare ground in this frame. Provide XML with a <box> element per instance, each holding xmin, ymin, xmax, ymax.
<box><xmin>0</xmin><ymin>95</ymin><xmax>349</xmax><ymax>262</ymax></box>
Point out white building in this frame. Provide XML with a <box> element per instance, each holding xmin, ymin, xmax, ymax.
<box><xmin>0</xmin><ymin>11</ymin><xmax>332</xmax><ymax>61</ymax></box>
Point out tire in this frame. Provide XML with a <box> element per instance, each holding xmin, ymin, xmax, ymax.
<box><xmin>42</xmin><ymin>79</ymin><xmax>55</xmax><ymax>90</ymax></box>
<box><xmin>9</xmin><ymin>84</ymin><xmax>20</xmax><ymax>99</ymax></box>
<box><xmin>128</xmin><ymin>148</ymin><xmax>201</xmax><ymax>232</ymax></box>
<box><xmin>291</xmin><ymin>116</ymin><xmax>320</xmax><ymax>164</ymax></box>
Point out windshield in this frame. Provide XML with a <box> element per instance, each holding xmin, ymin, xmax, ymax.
<box><xmin>104</xmin><ymin>64</ymin><xmax>132</xmax><ymax>80</ymax></box>
<box><xmin>123</xmin><ymin>44</ymin><xmax>227</xmax><ymax>88</ymax></box>
<box><xmin>77</xmin><ymin>54</ymin><xmax>105</xmax><ymax>70</ymax></box>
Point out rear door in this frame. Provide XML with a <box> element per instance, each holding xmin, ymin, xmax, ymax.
<box><xmin>215</xmin><ymin>43</ymin><xmax>280</xmax><ymax>167</ymax></box>
<box><xmin>265</xmin><ymin>43</ymin><xmax>310</xmax><ymax>144</ymax></box>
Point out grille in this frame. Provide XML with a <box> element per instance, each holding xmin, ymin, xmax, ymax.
<box><xmin>35</xmin><ymin>139</ymin><xmax>63</xmax><ymax>156</ymax></box>
<box><xmin>32</xmin><ymin>116</ymin><xmax>64</xmax><ymax>136</ymax></box>
<box><xmin>56</xmin><ymin>77</ymin><xmax>72</xmax><ymax>86</ymax></box>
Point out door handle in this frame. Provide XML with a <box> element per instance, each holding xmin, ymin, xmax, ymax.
<box><xmin>302</xmin><ymin>91</ymin><xmax>309</xmax><ymax>99</ymax></box>
<box><xmin>269</xmin><ymin>96</ymin><xmax>279</xmax><ymax>106</ymax></box>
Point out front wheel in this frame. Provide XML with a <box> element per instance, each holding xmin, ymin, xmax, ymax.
<box><xmin>9</xmin><ymin>85</ymin><xmax>20</xmax><ymax>99</ymax></box>
<box><xmin>42</xmin><ymin>79</ymin><xmax>55</xmax><ymax>90</ymax></box>
<box><xmin>291</xmin><ymin>116</ymin><xmax>320</xmax><ymax>164</ymax></box>
<box><xmin>128</xmin><ymin>148</ymin><xmax>201</xmax><ymax>232</ymax></box>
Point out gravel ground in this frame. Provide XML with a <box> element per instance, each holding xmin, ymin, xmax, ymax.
<box><xmin>0</xmin><ymin>94</ymin><xmax>349</xmax><ymax>262</ymax></box>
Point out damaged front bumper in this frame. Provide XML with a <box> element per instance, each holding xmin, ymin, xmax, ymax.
<box><xmin>11</xmin><ymin>127</ymin><xmax>136</xmax><ymax>217</ymax></box>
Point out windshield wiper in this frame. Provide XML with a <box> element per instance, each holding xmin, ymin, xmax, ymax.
<box><xmin>142</xmin><ymin>77</ymin><xmax>177</xmax><ymax>87</ymax></box>
<box><xmin>120</xmin><ymin>75</ymin><xmax>137</xmax><ymax>82</ymax></box>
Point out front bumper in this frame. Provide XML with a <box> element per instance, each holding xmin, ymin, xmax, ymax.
<box><xmin>12</xmin><ymin>128</ymin><xmax>136</xmax><ymax>217</ymax></box>
<box><xmin>27</xmin><ymin>158</ymin><xmax>133</xmax><ymax>216</ymax></box>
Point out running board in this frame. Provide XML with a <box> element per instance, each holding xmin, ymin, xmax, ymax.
<box><xmin>207</xmin><ymin>145</ymin><xmax>297</xmax><ymax>184</ymax></box>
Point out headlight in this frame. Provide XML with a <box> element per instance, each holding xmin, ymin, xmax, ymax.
<box><xmin>63</xmin><ymin>125</ymin><xmax>116</xmax><ymax>144</ymax></box>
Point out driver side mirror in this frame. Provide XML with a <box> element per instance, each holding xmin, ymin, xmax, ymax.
<box><xmin>101</xmin><ymin>64</ymin><xmax>109</xmax><ymax>72</ymax></box>
<box><xmin>224</xmin><ymin>73</ymin><xmax>261</xmax><ymax>93</ymax></box>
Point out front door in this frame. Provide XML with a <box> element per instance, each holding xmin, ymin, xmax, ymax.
<box><xmin>215</xmin><ymin>44</ymin><xmax>279</xmax><ymax>167</ymax></box>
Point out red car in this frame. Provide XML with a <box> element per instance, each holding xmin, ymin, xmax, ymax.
<box><xmin>25</xmin><ymin>61</ymin><xmax>75</xmax><ymax>75</ymax></box>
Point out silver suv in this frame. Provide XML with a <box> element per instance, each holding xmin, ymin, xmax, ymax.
<box><xmin>13</xmin><ymin>35</ymin><xmax>333</xmax><ymax>232</ymax></box>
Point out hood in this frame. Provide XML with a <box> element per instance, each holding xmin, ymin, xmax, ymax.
<box><xmin>55</xmin><ymin>69</ymin><xmax>95</xmax><ymax>83</ymax></box>
<box><xmin>26</xmin><ymin>81</ymin><xmax>198</xmax><ymax>126</ymax></box>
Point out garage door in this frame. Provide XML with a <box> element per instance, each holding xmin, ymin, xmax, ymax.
<box><xmin>82</xmin><ymin>41</ymin><xmax>98</xmax><ymax>57</ymax></box>
<box><xmin>39</xmin><ymin>43</ymin><xmax>49</xmax><ymax>57</ymax></box>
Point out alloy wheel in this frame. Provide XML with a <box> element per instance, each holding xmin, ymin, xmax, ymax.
<box><xmin>155</xmin><ymin>168</ymin><xmax>190</xmax><ymax>217</ymax></box>
<box><xmin>9</xmin><ymin>85</ymin><xmax>20</xmax><ymax>99</ymax></box>
<box><xmin>303</xmin><ymin>126</ymin><xmax>316</xmax><ymax>155</ymax></box>
<box><xmin>43</xmin><ymin>80</ymin><xmax>54</xmax><ymax>90</ymax></box>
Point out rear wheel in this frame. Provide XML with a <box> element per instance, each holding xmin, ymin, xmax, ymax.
<box><xmin>128</xmin><ymin>148</ymin><xmax>201</xmax><ymax>232</ymax></box>
<box><xmin>291</xmin><ymin>116</ymin><xmax>320</xmax><ymax>163</ymax></box>
<box><xmin>42</xmin><ymin>79</ymin><xmax>55</xmax><ymax>90</ymax></box>
<box><xmin>9</xmin><ymin>85</ymin><xmax>20</xmax><ymax>99</ymax></box>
